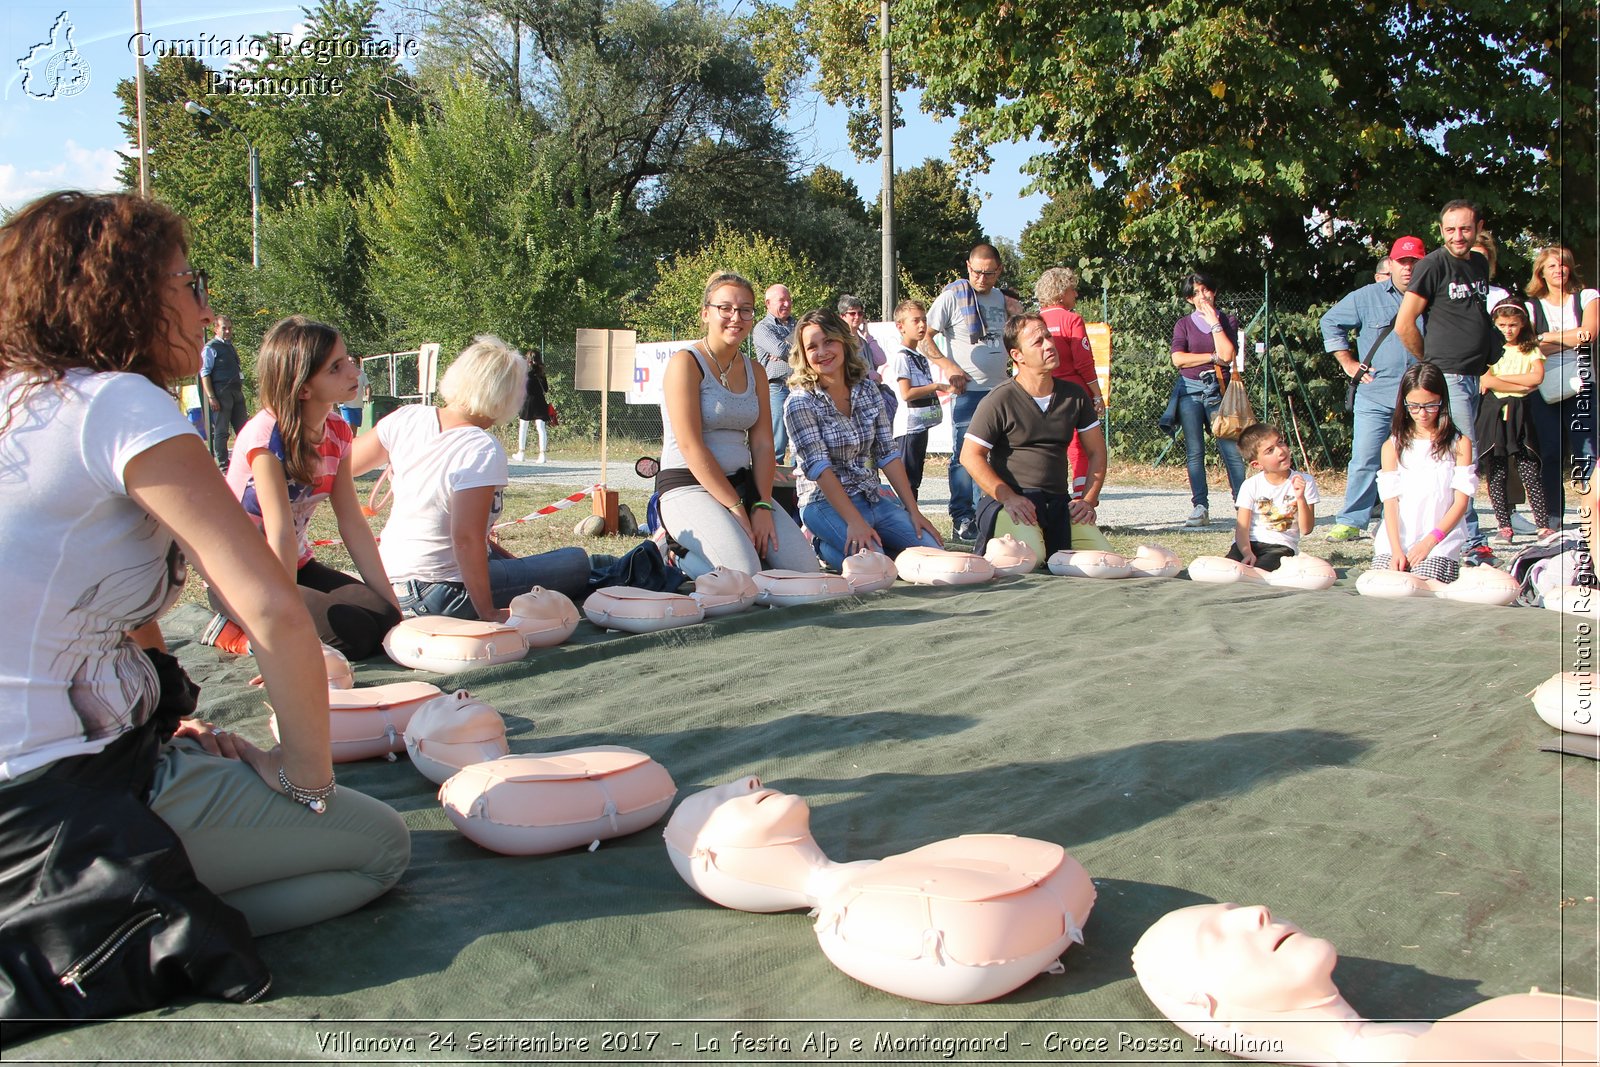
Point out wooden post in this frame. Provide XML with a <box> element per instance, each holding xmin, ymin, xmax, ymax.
<box><xmin>593</xmin><ymin>331</ymin><xmax>616</xmax><ymax>533</ymax></box>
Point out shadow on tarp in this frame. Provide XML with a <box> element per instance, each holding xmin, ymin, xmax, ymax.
<box><xmin>772</xmin><ymin>729</ymin><xmax>1368</xmax><ymax>854</ymax></box>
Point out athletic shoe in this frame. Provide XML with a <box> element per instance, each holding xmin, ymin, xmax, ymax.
<box><xmin>1325</xmin><ymin>523</ymin><xmax>1363</xmax><ymax>541</ymax></box>
<box><xmin>511</xmin><ymin>452</ymin><xmax>525</xmax><ymax>462</ymax></box>
<box><xmin>953</xmin><ymin>518</ymin><xmax>978</xmax><ymax>542</ymax></box>
<box><xmin>1494</xmin><ymin>527</ymin><xmax>1516</xmax><ymax>545</ymax></box>
<box><xmin>1184</xmin><ymin>505</ymin><xmax>1209</xmax><ymax>527</ymax></box>
<box><xmin>199</xmin><ymin>613</ymin><xmax>251</xmax><ymax>655</ymax></box>
<box><xmin>1466</xmin><ymin>543</ymin><xmax>1496</xmax><ymax>563</ymax></box>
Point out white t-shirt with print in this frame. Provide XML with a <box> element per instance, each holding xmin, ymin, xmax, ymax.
<box><xmin>1234</xmin><ymin>469</ymin><xmax>1321</xmax><ymax>549</ymax></box>
<box><xmin>889</xmin><ymin>345</ymin><xmax>941</xmax><ymax>438</ymax></box>
<box><xmin>925</xmin><ymin>286</ymin><xmax>1010</xmax><ymax>389</ymax></box>
<box><xmin>0</xmin><ymin>370</ymin><xmax>198</xmax><ymax>779</ymax></box>
<box><xmin>376</xmin><ymin>404</ymin><xmax>508</xmax><ymax>583</ymax></box>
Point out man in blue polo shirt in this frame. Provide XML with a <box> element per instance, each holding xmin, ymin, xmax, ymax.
<box><xmin>201</xmin><ymin>316</ymin><xmax>246</xmax><ymax>469</ymax></box>
<box><xmin>1320</xmin><ymin>236</ymin><xmax>1424</xmax><ymax>541</ymax></box>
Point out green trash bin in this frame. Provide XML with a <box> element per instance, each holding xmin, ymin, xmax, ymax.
<box><xmin>363</xmin><ymin>395</ymin><xmax>403</xmax><ymax>427</ymax></box>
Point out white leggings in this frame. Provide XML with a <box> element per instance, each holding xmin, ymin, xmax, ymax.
<box><xmin>658</xmin><ymin>484</ymin><xmax>817</xmax><ymax>578</ymax></box>
<box><xmin>517</xmin><ymin>419</ymin><xmax>547</xmax><ymax>456</ymax></box>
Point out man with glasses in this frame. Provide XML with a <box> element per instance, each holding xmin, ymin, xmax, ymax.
<box><xmin>920</xmin><ymin>243</ymin><xmax>1009</xmax><ymax>542</ymax></box>
<box><xmin>1320</xmin><ymin>236</ymin><xmax>1423</xmax><ymax>542</ymax></box>
<box><xmin>753</xmin><ymin>284</ymin><xmax>795</xmax><ymax>464</ymax></box>
<box><xmin>200</xmin><ymin>314</ymin><xmax>246</xmax><ymax>470</ymax></box>
<box><xmin>1395</xmin><ymin>200</ymin><xmax>1496</xmax><ymax>558</ymax></box>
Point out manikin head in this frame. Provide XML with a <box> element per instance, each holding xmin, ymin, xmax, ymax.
<box><xmin>1131</xmin><ymin>903</ymin><xmax>1341</xmax><ymax>1019</ymax></box>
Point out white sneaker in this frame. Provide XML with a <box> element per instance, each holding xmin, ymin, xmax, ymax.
<box><xmin>534</xmin><ymin>454</ymin><xmax>546</xmax><ymax>464</ymax></box>
<box><xmin>1184</xmin><ymin>505</ymin><xmax>1209</xmax><ymax>527</ymax></box>
<box><xmin>512</xmin><ymin>452</ymin><xmax>525</xmax><ymax>462</ymax></box>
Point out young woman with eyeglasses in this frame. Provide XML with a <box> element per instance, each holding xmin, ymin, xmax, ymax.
<box><xmin>654</xmin><ymin>271</ymin><xmax>817</xmax><ymax>577</ymax></box>
<box><xmin>0</xmin><ymin>192</ymin><xmax>408</xmax><ymax>999</ymax></box>
<box><xmin>1373</xmin><ymin>362</ymin><xmax>1478</xmax><ymax>583</ymax></box>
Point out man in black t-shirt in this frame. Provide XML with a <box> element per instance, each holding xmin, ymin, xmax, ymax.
<box><xmin>1395</xmin><ymin>199</ymin><xmax>1494</xmax><ymax>551</ymax></box>
<box><xmin>960</xmin><ymin>314</ymin><xmax>1104</xmax><ymax>555</ymax></box>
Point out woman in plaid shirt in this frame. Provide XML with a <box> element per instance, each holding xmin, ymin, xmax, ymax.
<box><xmin>783</xmin><ymin>308</ymin><xmax>943</xmax><ymax>569</ymax></box>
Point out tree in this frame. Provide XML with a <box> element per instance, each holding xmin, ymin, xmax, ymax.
<box><xmin>877</xmin><ymin>159</ymin><xmax>982</xmax><ymax>294</ymax></box>
<box><xmin>116</xmin><ymin>0</ymin><xmax>422</xmax><ymax>332</ymax></box>
<box><xmin>255</xmin><ymin>188</ymin><xmax>387</xmax><ymax>355</ymax></box>
<box><xmin>365</xmin><ymin>79</ymin><xmax>621</xmax><ymax>354</ymax></box>
<box><xmin>759</xmin><ymin>0</ymin><xmax>1597</xmax><ymax>295</ymax></box>
<box><xmin>625</xmin><ymin>227</ymin><xmax>832</xmax><ymax>343</ymax></box>
<box><xmin>408</xmin><ymin>0</ymin><xmax>798</xmax><ymax>267</ymax></box>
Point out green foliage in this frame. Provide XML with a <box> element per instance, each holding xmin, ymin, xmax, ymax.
<box><xmin>762</xmin><ymin>0</ymin><xmax>1596</xmax><ymax>296</ymax></box>
<box><xmin>255</xmin><ymin>187</ymin><xmax>387</xmax><ymax>354</ymax></box>
<box><xmin>877</xmin><ymin>158</ymin><xmax>982</xmax><ymax>294</ymax></box>
<box><xmin>115</xmin><ymin>0</ymin><xmax>422</xmax><ymax>351</ymax></box>
<box><xmin>624</xmin><ymin>227</ymin><xmax>833</xmax><ymax>342</ymax></box>
<box><xmin>365</xmin><ymin>79</ymin><xmax>622</xmax><ymax>356</ymax></box>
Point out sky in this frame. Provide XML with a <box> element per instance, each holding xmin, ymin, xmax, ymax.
<box><xmin>1</xmin><ymin>1</ymin><xmax>1047</xmax><ymax>241</ymax></box>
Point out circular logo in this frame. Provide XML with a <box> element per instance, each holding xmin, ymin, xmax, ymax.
<box><xmin>43</xmin><ymin>49</ymin><xmax>91</xmax><ymax>98</ymax></box>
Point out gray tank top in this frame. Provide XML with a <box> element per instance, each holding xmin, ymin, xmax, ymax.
<box><xmin>659</xmin><ymin>344</ymin><xmax>760</xmax><ymax>475</ymax></box>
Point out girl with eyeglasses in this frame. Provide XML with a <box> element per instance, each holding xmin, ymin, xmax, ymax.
<box><xmin>655</xmin><ymin>271</ymin><xmax>817</xmax><ymax>577</ymax></box>
<box><xmin>0</xmin><ymin>192</ymin><xmax>408</xmax><ymax>1016</ymax></box>
<box><xmin>1373</xmin><ymin>362</ymin><xmax>1478</xmax><ymax>582</ymax></box>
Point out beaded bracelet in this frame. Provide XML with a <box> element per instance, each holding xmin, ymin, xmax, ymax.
<box><xmin>278</xmin><ymin>767</ymin><xmax>337</xmax><ymax>815</ymax></box>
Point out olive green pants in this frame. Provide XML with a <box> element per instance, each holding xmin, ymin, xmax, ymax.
<box><xmin>149</xmin><ymin>739</ymin><xmax>410</xmax><ymax>936</ymax></box>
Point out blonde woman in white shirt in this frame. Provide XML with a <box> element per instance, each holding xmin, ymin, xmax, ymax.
<box><xmin>352</xmin><ymin>336</ymin><xmax>590</xmax><ymax>621</ymax></box>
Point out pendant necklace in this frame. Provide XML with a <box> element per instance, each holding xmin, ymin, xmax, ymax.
<box><xmin>707</xmin><ymin>345</ymin><xmax>737</xmax><ymax>389</ymax></box>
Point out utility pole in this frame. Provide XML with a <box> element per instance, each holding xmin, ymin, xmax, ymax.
<box><xmin>879</xmin><ymin>0</ymin><xmax>895</xmax><ymax>318</ymax></box>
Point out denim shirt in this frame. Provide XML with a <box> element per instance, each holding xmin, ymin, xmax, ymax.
<box><xmin>1319</xmin><ymin>280</ymin><xmax>1419</xmax><ymax>408</ymax></box>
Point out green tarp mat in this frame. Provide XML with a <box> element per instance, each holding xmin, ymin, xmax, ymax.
<box><xmin>9</xmin><ymin>575</ymin><xmax>1598</xmax><ymax>1064</ymax></box>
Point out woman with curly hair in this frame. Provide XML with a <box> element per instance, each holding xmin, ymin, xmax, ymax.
<box><xmin>0</xmin><ymin>193</ymin><xmax>408</xmax><ymax>1017</ymax></box>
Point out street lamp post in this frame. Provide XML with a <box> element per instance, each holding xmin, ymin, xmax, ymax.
<box><xmin>184</xmin><ymin>100</ymin><xmax>259</xmax><ymax>269</ymax></box>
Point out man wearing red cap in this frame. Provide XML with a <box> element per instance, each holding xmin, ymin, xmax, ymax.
<box><xmin>1318</xmin><ymin>235</ymin><xmax>1425</xmax><ymax>541</ymax></box>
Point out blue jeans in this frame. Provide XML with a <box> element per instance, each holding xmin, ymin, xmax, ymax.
<box><xmin>397</xmin><ymin>547</ymin><xmax>590</xmax><ymax>618</ymax></box>
<box><xmin>768</xmin><ymin>380</ymin><xmax>790</xmax><ymax>463</ymax></box>
<box><xmin>947</xmin><ymin>388</ymin><xmax>987</xmax><ymax>525</ymax></box>
<box><xmin>1530</xmin><ymin>383</ymin><xmax>1597</xmax><ymax>519</ymax></box>
<box><xmin>801</xmin><ymin>491</ymin><xmax>940</xmax><ymax>570</ymax></box>
<box><xmin>1176</xmin><ymin>374</ymin><xmax>1246</xmax><ymax>508</ymax></box>
<box><xmin>1441</xmin><ymin>372</ymin><xmax>1482</xmax><ymax>543</ymax></box>
<box><xmin>1337</xmin><ymin>396</ymin><xmax>1394</xmax><ymax>528</ymax></box>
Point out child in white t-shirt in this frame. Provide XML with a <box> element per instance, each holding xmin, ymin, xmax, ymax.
<box><xmin>888</xmin><ymin>298</ymin><xmax>950</xmax><ymax>498</ymax></box>
<box><xmin>1227</xmin><ymin>423</ymin><xmax>1319</xmax><ymax>571</ymax></box>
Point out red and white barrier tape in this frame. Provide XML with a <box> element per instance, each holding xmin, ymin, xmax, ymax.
<box><xmin>309</xmin><ymin>483</ymin><xmax>604</xmax><ymax>547</ymax></box>
<box><xmin>493</xmin><ymin>483</ymin><xmax>602</xmax><ymax>530</ymax></box>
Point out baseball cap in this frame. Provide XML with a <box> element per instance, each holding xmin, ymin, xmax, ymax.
<box><xmin>1389</xmin><ymin>236</ymin><xmax>1426</xmax><ymax>261</ymax></box>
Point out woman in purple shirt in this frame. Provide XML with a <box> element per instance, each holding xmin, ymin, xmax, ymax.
<box><xmin>1166</xmin><ymin>272</ymin><xmax>1247</xmax><ymax>527</ymax></box>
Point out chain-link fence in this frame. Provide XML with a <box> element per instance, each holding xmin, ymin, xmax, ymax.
<box><xmin>1098</xmin><ymin>284</ymin><xmax>1352</xmax><ymax>475</ymax></box>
